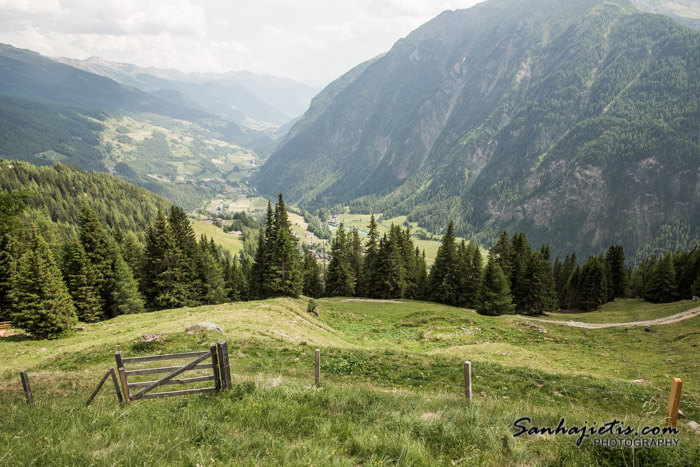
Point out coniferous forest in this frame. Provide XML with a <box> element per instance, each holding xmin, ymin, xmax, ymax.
<box><xmin>2</xmin><ymin>171</ymin><xmax>699</xmax><ymax>338</ymax></box>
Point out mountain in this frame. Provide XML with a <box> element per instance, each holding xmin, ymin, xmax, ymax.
<box><xmin>53</xmin><ymin>56</ymin><xmax>320</xmax><ymax>129</ymax></box>
<box><xmin>253</xmin><ymin>0</ymin><xmax>700</xmax><ymax>259</ymax></box>
<box><xmin>630</xmin><ymin>0</ymin><xmax>700</xmax><ymax>29</ymax></box>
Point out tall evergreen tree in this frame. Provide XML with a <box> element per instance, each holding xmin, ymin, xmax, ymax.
<box><xmin>168</xmin><ymin>206</ymin><xmax>201</xmax><ymax>304</ymax></box>
<box><xmin>644</xmin><ymin>252</ymin><xmax>676</xmax><ymax>303</ymax></box>
<box><xmin>476</xmin><ymin>254</ymin><xmax>514</xmax><ymax>316</ymax></box>
<box><xmin>110</xmin><ymin>253</ymin><xmax>146</xmax><ymax>315</ymax></box>
<box><xmin>606</xmin><ymin>245</ymin><xmax>627</xmax><ymax>299</ymax></box>
<box><xmin>197</xmin><ymin>234</ymin><xmax>229</xmax><ymax>304</ymax></box>
<box><xmin>359</xmin><ymin>214</ymin><xmax>380</xmax><ymax>298</ymax></box>
<box><xmin>302</xmin><ymin>251</ymin><xmax>324</xmax><ymax>298</ymax></box>
<box><xmin>509</xmin><ymin>232</ymin><xmax>531</xmax><ymax>311</ymax></box>
<box><xmin>490</xmin><ymin>231</ymin><xmax>513</xmax><ymax>283</ymax></box>
<box><xmin>326</xmin><ymin>223</ymin><xmax>355</xmax><ymax>296</ymax></box>
<box><xmin>267</xmin><ymin>194</ymin><xmax>302</xmax><ymax>297</ymax></box>
<box><xmin>64</xmin><ymin>241</ymin><xmax>102</xmax><ymax>322</ymax></box>
<box><xmin>350</xmin><ymin>229</ymin><xmax>363</xmax><ymax>295</ymax></box>
<box><xmin>415</xmin><ymin>248</ymin><xmax>428</xmax><ymax>301</ymax></box>
<box><xmin>461</xmin><ymin>242</ymin><xmax>483</xmax><ymax>308</ymax></box>
<box><xmin>376</xmin><ymin>228</ymin><xmax>407</xmax><ymax>299</ymax></box>
<box><xmin>0</xmin><ymin>233</ymin><xmax>21</xmax><ymax>321</ymax></box>
<box><xmin>579</xmin><ymin>256</ymin><xmax>608</xmax><ymax>311</ymax></box>
<box><xmin>523</xmin><ymin>251</ymin><xmax>557</xmax><ymax>314</ymax></box>
<box><xmin>10</xmin><ymin>229</ymin><xmax>77</xmax><ymax>338</ymax></box>
<box><xmin>78</xmin><ymin>204</ymin><xmax>115</xmax><ymax>316</ymax></box>
<box><xmin>143</xmin><ymin>210</ymin><xmax>187</xmax><ymax>310</ymax></box>
<box><xmin>428</xmin><ymin>221</ymin><xmax>459</xmax><ymax>306</ymax></box>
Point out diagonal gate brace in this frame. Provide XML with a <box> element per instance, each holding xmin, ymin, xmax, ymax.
<box><xmin>129</xmin><ymin>352</ymin><xmax>211</xmax><ymax>400</ymax></box>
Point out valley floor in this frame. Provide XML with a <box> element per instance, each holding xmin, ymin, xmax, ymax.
<box><xmin>1</xmin><ymin>298</ymin><xmax>699</xmax><ymax>465</ymax></box>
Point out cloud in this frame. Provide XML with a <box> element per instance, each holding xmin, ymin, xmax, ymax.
<box><xmin>0</xmin><ymin>0</ymin><xmax>485</xmax><ymax>82</ymax></box>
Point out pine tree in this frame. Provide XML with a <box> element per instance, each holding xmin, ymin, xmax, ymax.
<box><xmin>509</xmin><ymin>232</ymin><xmax>531</xmax><ymax>311</ymax></box>
<box><xmin>197</xmin><ymin>235</ymin><xmax>229</xmax><ymax>304</ymax></box>
<box><xmin>462</xmin><ymin>243</ymin><xmax>483</xmax><ymax>308</ymax></box>
<box><xmin>376</xmin><ymin>228</ymin><xmax>407</xmax><ymax>299</ymax></box>
<box><xmin>326</xmin><ymin>223</ymin><xmax>355</xmax><ymax>296</ymax></box>
<box><xmin>490</xmin><ymin>231</ymin><xmax>513</xmax><ymax>283</ymax></box>
<box><xmin>565</xmin><ymin>266</ymin><xmax>582</xmax><ymax>310</ymax></box>
<box><xmin>168</xmin><ymin>206</ymin><xmax>201</xmax><ymax>304</ymax></box>
<box><xmin>0</xmin><ymin>233</ymin><xmax>20</xmax><ymax>321</ymax></box>
<box><xmin>64</xmin><ymin>241</ymin><xmax>102</xmax><ymax>322</ymax></box>
<box><xmin>644</xmin><ymin>252</ymin><xmax>676</xmax><ymax>303</ymax></box>
<box><xmin>359</xmin><ymin>214</ymin><xmax>379</xmax><ymax>297</ymax></box>
<box><xmin>476</xmin><ymin>254</ymin><xmax>515</xmax><ymax>316</ymax></box>
<box><xmin>415</xmin><ymin>248</ymin><xmax>428</xmax><ymax>301</ymax></box>
<box><xmin>267</xmin><ymin>194</ymin><xmax>302</xmax><ymax>297</ymax></box>
<box><xmin>302</xmin><ymin>251</ymin><xmax>324</xmax><ymax>298</ymax></box>
<box><xmin>111</xmin><ymin>253</ymin><xmax>146</xmax><ymax>315</ymax></box>
<box><xmin>606</xmin><ymin>245</ymin><xmax>627</xmax><ymax>299</ymax></box>
<box><xmin>350</xmin><ymin>229</ymin><xmax>363</xmax><ymax>295</ymax></box>
<box><xmin>523</xmin><ymin>251</ymin><xmax>556</xmax><ymax>315</ymax></box>
<box><xmin>579</xmin><ymin>256</ymin><xmax>608</xmax><ymax>311</ymax></box>
<box><xmin>428</xmin><ymin>221</ymin><xmax>459</xmax><ymax>306</ymax></box>
<box><xmin>143</xmin><ymin>210</ymin><xmax>187</xmax><ymax>310</ymax></box>
<box><xmin>78</xmin><ymin>204</ymin><xmax>115</xmax><ymax>316</ymax></box>
<box><xmin>10</xmin><ymin>230</ymin><xmax>77</xmax><ymax>338</ymax></box>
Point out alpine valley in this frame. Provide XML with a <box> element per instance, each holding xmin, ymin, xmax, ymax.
<box><xmin>254</xmin><ymin>0</ymin><xmax>700</xmax><ymax>260</ymax></box>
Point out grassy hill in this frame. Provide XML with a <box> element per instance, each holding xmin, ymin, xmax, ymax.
<box><xmin>1</xmin><ymin>298</ymin><xmax>698</xmax><ymax>464</ymax></box>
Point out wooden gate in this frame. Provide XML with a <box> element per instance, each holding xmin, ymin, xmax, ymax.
<box><xmin>115</xmin><ymin>341</ymin><xmax>232</xmax><ymax>403</ymax></box>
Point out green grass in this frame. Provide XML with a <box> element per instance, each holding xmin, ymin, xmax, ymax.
<box><xmin>191</xmin><ymin>219</ymin><xmax>244</xmax><ymax>255</ymax></box>
<box><xmin>1</xmin><ymin>298</ymin><xmax>699</xmax><ymax>465</ymax></box>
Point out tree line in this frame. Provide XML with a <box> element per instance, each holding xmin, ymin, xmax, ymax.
<box><xmin>2</xmin><ymin>188</ymin><xmax>698</xmax><ymax>338</ymax></box>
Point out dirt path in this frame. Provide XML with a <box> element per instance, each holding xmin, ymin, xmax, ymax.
<box><xmin>519</xmin><ymin>306</ymin><xmax>700</xmax><ymax>329</ymax></box>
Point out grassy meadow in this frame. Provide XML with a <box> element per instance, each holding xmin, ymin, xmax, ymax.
<box><xmin>1</xmin><ymin>298</ymin><xmax>699</xmax><ymax>465</ymax></box>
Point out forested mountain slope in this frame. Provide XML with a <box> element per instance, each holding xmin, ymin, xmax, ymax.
<box><xmin>0</xmin><ymin>160</ymin><xmax>170</xmax><ymax>241</ymax></box>
<box><xmin>254</xmin><ymin>0</ymin><xmax>700</xmax><ymax>259</ymax></box>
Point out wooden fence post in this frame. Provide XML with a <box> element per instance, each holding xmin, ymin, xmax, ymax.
<box><xmin>210</xmin><ymin>343</ymin><xmax>221</xmax><ymax>392</ymax></box>
<box><xmin>217</xmin><ymin>341</ymin><xmax>232</xmax><ymax>390</ymax></box>
<box><xmin>314</xmin><ymin>349</ymin><xmax>320</xmax><ymax>386</ymax></box>
<box><xmin>19</xmin><ymin>370</ymin><xmax>32</xmax><ymax>405</ymax></box>
<box><xmin>114</xmin><ymin>351</ymin><xmax>130</xmax><ymax>403</ymax></box>
<box><xmin>464</xmin><ymin>361</ymin><xmax>472</xmax><ymax>401</ymax></box>
<box><xmin>665</xmin><ymin>378</ymin><xmax>683</xmax><ymax>427</ymax></box>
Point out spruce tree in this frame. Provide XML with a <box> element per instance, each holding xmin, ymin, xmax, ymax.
<box><xmin>79</xmin><ymin>204</ymin><xmax>115</xmax><ymax>316</ymax></box>
<box><xmin>143</xmin><ymin>211</ymin><xmax>187</xmax><ymax>310</ymax></box>
<box><xmin>565</xmin><ymin>266</ymin><xmax>582</xmax><ymax>310</ymax></box>
<box><xmin>606</xmin><ymin>245</ymin><xmax>627</xmax><ymax>299</ymax></box>
<box><xmin>490</xmin><ymin>231</ymin><xmax>513</xmax><ymax>283</ymax></box>
<box><xmin>326</xmin><ymin>223</ymin><xmax>355</xmax><ymax>296</ymax></box>
<box><xmin>168</xmin><ymin>206</ymin><xmax>201</xmax><ymax>304</ymax></box>
<box><xmin>376</xmin><ymin>227</ymin><xmax>407</xmax><ymax>299</ymax></box>
<box><xmin>64</xmin><ymin>241</ymin><xmax>102</xmax><ymax>322</ymax></box>
<box><xmin>267</xmin><ymin>194</ymin><xmax>302</xmax><ymax>297</ymax></box>
<box><xmin>415</xmin><ymin>248</ymin><xmax>428</xmax><ymax>301</ymax></box>
<box><xmin>350</xmin><ymin>229</ymin><xmax>363</xmax><ymax>295</ymax></box>
<box><xmin>462</xmin><ymin>242</ymin><xmax>483</xmax><ymax>308</ymax></box>
<box><xmin>523</xmin><ymin>251</ymin><xmax>556</xmax><ymax>315</ymax></box>
<box><xmin>10</xmin><ymin>230</ymin><xmax>77</xmax><ymax>338</ymax></box>
<box><xmin>197</xmin><ymin>235</ymin><xmax>229</xmax><ymax>304</ymax></box>
<box><xmin>111</xmin><ymin>253</ymin><xmax>146</xmax><ymax>315</ymax></box>
<box><xmin>476</xmin><ymin>254</ymin><xmax>515</xmax><ymax>316</ymax></box>
<box><xmin>359</xmin><ymin>214</ymin><xmax>379</xmax><ymax>297</ymax></box>
<box><xmin>302</xmin><ymin>251</ymin><xmax>324</xmax><ymax>298</ymax></box>
<box><xmin>428</xmin><ymin>221</ymin><xmax>459</xmax><ymax>306</ymax></box>
<box><xmin>510</xmin><ymin>232</ymin><xmax>531</xmax><ymax>311</ymax></box>
<box><xmin>579</xmin><ymin>256</ymin><xmax>608</xmax><ymax>311</ymax></box>
<box><xmin>644</xmin><ymin>252</ymin><xmax>676</xmax><ymax>303</ymax></box>
<box><xmin>0</xmin><ymin>233</ymin><xmax>20</xmax><ymax>321</ymax></box>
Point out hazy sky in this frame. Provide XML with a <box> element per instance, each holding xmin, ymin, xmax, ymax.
<box><xmin>0</xmin><ymin>0</ymin><xmax>483</xmax><ymax>85</ymax></box>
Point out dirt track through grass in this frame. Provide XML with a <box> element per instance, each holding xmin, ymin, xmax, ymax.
<box><xmin>520</xmin><ymin>306</ymin><xmax>700</xmax><ymax>329</ymax></box>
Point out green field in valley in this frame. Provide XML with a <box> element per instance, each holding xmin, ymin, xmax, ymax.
<box><xmin>1</xmin><ymin>298</ymin><xmax>698</xmax><ymax>465</ymax></box>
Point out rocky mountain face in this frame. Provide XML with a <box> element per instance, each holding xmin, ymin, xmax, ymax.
<box><xmin>254</xmin><ymin>0</ymin><xmax>700</xmax><ymax>259</ymax></box>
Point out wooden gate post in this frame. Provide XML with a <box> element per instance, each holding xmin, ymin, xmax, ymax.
<box><xmin>210</xmin><ymin>343</ymin><xmax>221</xmax><ymax>392</ymax></box>
<box><xmin>314</xmin><ymin>349</ymin><xmax>321</xmax><ymax>386</ymax></box>
<box><xmin>115</xmin><ymin>351</ymin><xmax>130</xmax><ymax>403</ymax></box>
<box><xmin>217</xmin><ymin>341</ymin><xmax>232</xmax><ymax>390</ymax></box>
<box><xmin>109</xmin><ymin>368</ymin><xmax>123</xmax><ymax>403</ymax></box>
<box><xmin>20</xmin><ymin>370</ymin><xmax>33</xmax><ymax>405</ymax></box>
<box><xmin>464</xmin><ymin>361</ymin><xmax>472</xmax><ymax>401</ymax></box>
<box><xmin>665</xmin><ymin>378</ymin><xmax>683</xmax><ymax>427</ymax></box>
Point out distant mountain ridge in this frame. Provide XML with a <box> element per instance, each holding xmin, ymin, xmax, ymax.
<box><xmin>254</xmin><ymin>0</ymin><xmax>700</xmax><ymax>259</ymax></box>
<box><xmin>53</xmin><ymin>56</ymin><xmax>320</xmax><ymax>129</ymax></box>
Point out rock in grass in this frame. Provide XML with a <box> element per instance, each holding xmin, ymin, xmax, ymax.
<box><xmin>688</xmin><ymin>421</ymin><xmax>699</xmax><ymax>434</ymax></box>
<box><xmin>139</xmin><ymin>333</ymin><xmax>163</xmax><ymax>343</ymax></box>
<box><xmin>186</xmin><ymin>322</ymin><xmax>223</xmax><ymax>334</ymax></box>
